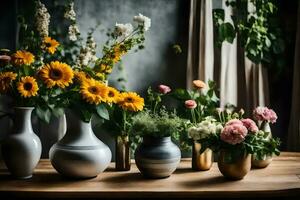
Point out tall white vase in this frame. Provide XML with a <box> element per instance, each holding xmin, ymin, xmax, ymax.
<box><xmin>49</xmin><ymin>110</ymin><xmax>112</xmax><ymax>179</ymax></box>
<box><xmin>1</xmin><ymin>107</ymin><xmax>42</xmax><ymax>179</ymax></box>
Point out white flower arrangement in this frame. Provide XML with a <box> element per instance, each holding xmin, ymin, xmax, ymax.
<box><xmin>115</xmin><ymin>23</ymin><xmax>134</xmax><ymax>38</ymax></box>
<box><xmin>133</xmin><ymin>13</ymin><xmax>151</xmax><ymax>31</ymax></box>
<box><xmin>35</xmin><ymin>0</ymin><xmax>50</xmax><ymax>37</ymax></box>
<box><xmin>188</xmin><ymin>117</ymin><xmax>223</xmax><ymax>141</ymax></box>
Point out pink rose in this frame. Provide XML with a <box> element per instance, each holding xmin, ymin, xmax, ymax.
<box><xmin>185</xmin><ymin>100</ymin><xmax>197</xmax><ymax>109</ymax></box>
<box><xmin>225</xmin><ymin>119</ymin><xmax>243</xmax><ymax>126</ymax></box>
<box><xmin>158</xmin><ymin>84</ymin><xmax>171</xmax><ymax>94</ymax></box>
<box><xmin>253</xmin><ymin>106</ymin><xmax>278</xmax><ymax>123</ymax></box>
<box><xmin>241</xmin><ymin>118</ymin><xmax>258</xmax><ymax>133</ymax></box>
<box><xmin>221</xmin><ymin>124</ymin><xmax>248</xmax><ymax>145</ymax></box>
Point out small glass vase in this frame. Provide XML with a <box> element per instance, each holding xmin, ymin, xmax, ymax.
<box><xmin>115</xmin><ymin>135</ymin><xmax>131</xmax><ymax>171</ymax></box>
<box><xmin>192</xmin><ymin>141</ymin><xmax>213</xmax><ymax>171</ymax></box>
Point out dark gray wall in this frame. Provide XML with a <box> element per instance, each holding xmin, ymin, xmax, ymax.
<box><xmin>0</xmin><ymin>0</ymin><xmax>189</xmax><ymax>160</ymax></box>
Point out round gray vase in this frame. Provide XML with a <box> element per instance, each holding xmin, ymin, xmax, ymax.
<box><xmin>135</xmin><ymin>136</ymin><xmax>181</xmax><ymax>178</ymax></box>
<box><xmin>49</xmin><ymin>110</ymin><xmax>112</xmax><ymax>179</ymax></box>
<box><xmin>1</xmin><ymin>107</ymin><xmax>42</xmax><ymax>179</ymax></box>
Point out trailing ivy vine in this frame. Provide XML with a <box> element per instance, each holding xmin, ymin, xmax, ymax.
<box><xmin>213</xmin><ymin>0</ymin><xmax>285</xmax><ymax>65</ymax></box>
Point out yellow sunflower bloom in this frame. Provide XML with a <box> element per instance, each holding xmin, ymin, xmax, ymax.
<box><xmin>74</xmin><ymin>71</ymin><xmax>91</xmax><ymax>82</ymax></box>
<box><xmin>95</xmin><ymin>64</ymin><xmax>113</xmax><ymax>74</ymax></box>
<box><xmin>17</xmin><ymin>76</ymin><xmax>39</xmax><ymax>98</ymax></box>
<box><xmin>0</xmin><ymin>72</ymin><xmax>17</xmax><ymax>93</ymax></box>
<box><xmin>106</xmin><ymin>87</ymin><xmax>120</xmax><ymax>103</ymax></box>
<box><xmin>43</xmin><ymin>37</ymin><xmax>60</xmax><ymax>54</ymax></box>
<box><xmin>39</xmin><ymin>61</ymin><xmax>74</xmax><ymax>88</ymax></box>
<box><xmin>80</xmin><ymin>78</ymin><xmax>109</xmax><ymax>105</ymax></box>
<box><xmin>12</xmin><ymin>50</ymin><xmax>35</xmax><ymax>66</ymax></box>
<box><xmin>118</xmin><ymin>92</ymin><xmax>144</xmax><ymax>112</ymax></box>
<box><xmin>112</xmin><ymin>45</ymin><xmax>126</xmax><ymax>63</ymax></box>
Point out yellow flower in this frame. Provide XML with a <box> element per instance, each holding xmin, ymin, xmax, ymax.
<box><xmin>118</xmin><ymin>92</ymin><xmax>144</xmax><ymax>112</ymax></box>
<box><xmin>12</xmin><ymin>50</ymin><xmax>35</xmax><ymax>66</ymax></box>
<box><xmin>80</xmin><ymin>78</ymin><xmax>109</xmax><ymax>105</ymax></box>
<box><xmin>39</xmin><ymin>61</ymin><xmax>74</xmax><ymax>88</ymax></box>
<box><xmin>95</xmin><ymin>64</ymin><xmax>113</xmax><ymax>74</ymax></box>
<box><xmin>112</xmin><ymin>45</ymin><xmax>126</xmax><ymax>63</ymax></box>
<box><xmin>0</xmin><ymin>72</ymin><xmax>17</xmax><ymax>93</ymax></box>
<box><xmin>17</xmin><ymin>76</ymin><xmax>39</xmax><ymax>98</ymax></box>
<box><xmin>74</xmin><ymin>71</ymin><xmax>91</xmax><ymax>82</ymax></box>
<box><xmin>106</xmin><ymin>87</ymin><xmax>120</xmax><ymax>103</ymax></box>
<box><xmin>43</xmin><ymin>37</ymin><xmax>59</xmax><ymax>54</ymax></box>
<box><xmin>95</xmin><ymin>72</ymin><xmax>106</xmax><ymax>81</ymax></box>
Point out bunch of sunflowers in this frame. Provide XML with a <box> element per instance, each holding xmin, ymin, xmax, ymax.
<box><xmin>0</xmin><ymin>0</ymin><xmax>149</xmax><ymax>123</ymax></box>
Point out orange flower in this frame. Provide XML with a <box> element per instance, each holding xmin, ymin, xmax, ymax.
<box><xmin>192</xmin><ymin>80</ymin><xmax>206</xmax><ymax>89</ymax></box>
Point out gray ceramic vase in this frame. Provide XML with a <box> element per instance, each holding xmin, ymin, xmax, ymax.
<box><xmin>135</xmin><ymin>136</ymin><xmax>181</xmax><ymax>179</ymax></box>
<box><xmin>49</xmin><ymin>110</ymin><xmax>112</xmax><ymax>179</ymax></box>
<box><xmin>1</xmin><ymin>107</ymin><xmax>42</xmax><ymax>179</ymax></box>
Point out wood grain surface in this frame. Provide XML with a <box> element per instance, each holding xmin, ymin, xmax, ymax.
<box><xmin>0</xmin><ymin>152</ymin><xmax>299</xmax><ymax>198</ymax></box>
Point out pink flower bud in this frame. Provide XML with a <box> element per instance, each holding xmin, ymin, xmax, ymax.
<box><xmin>158</xmin><ymin>84</ymin><xmax>171</xmax><ymax>94</ymax></box>
<box><xmin>185</xmin><ymin>100</ymin><xmax>197</xmax><ymax>109</ymax></box>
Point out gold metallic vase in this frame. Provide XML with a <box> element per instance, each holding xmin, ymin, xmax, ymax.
<box><xmin>115</xmin><ymin>135</ymin><xmax>131</xmax><ymax>171</ymax></box>
<box><xmin>192</xmin><ymin>142</ymin><xmax>213</xmax><ymax>171</ymax></box>
<box><xmin>251</xmin><ymin>155</ymin><xmax>273</xmax><ymax>168</ymax></box>
<box><xmin>218</xmin><ymin>150</ymin><xmax>251</xmax><ymax>180</ymax></box>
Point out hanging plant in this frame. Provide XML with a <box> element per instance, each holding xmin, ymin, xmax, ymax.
<box><xmin>213</xmin><ymin>0</ymin><xmax>285</xmax><ymax>65</ymax></box>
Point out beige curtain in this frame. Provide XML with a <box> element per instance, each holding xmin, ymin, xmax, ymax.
<box><xmin>187</xmin><ymin>0</ymin><xmax>269</xmax><ymax>114</ymax></box>
<box><xmin>287</xmin><ymin>2</ymin><xmax>300</xmax><ymax>151</ymax></box>
<box><xmin>187</xmin><ymin>0</ymin><xmax>214</xmax><ymax>89</ymax></box>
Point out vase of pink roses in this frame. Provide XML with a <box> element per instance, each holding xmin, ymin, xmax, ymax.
<box><xmin>199</xmin><ymin>108</ymin><xmax>280</xmax><ymax>180</ymax></box>
<box><xmin>252</xmin><ymin>107</ymin><xmax>280</xmax><ymax>168</ymax></box>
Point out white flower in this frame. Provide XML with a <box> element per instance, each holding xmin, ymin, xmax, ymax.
<box><xmin>188</xmin><ymin>117</ymin><xmax>223</xmax><ymax>141</ymax></box>
<box><xmin>115</xmin><ymin>23</ymin><xmax>133</xmax><ymax>38</ymax></box>
<box><xmin>35</xmin><ymin>0</ymin><xmax>50</xmax><ymax>37</ymax></box>
<box><xmin>68</xmin><ymin>24</ymin><xmax>80</xmax><ymax>41</ymax></box>
<box><xmin>64</xmin><ymin>2</ymin><xmax>76</xmax><ymax>21</ymax></box>
<box><xmin>133</xmin><ymin>13</ymin><xmax>151</xmax><ymax>31</ymax></box>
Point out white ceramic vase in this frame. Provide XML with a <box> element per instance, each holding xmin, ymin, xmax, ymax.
<box><xmin>49</xmin><ymin>110</ymin><xmax>112</xmax><ymax>179</ymax></box>
<box><xmin>1</xmin><ymin>107</ymin><xmax>42</xmax><ymax>179</ymax></box>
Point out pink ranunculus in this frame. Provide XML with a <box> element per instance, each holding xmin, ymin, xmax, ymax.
<box><xmin>225</xmin><ymin>119</ymin><xmax>243</xmax><ymax>126</ymax></box>
<box><xmin>221</xmin><ymin>124</ymin><xmax>248</xmax><ymax>145</ymax></box>
<box><xmin>158</xmin><ymin>84</ymin><xmax>171</xmax><ymax>94</ymax></box>
<box><xmin>241</xmin><ymin>118</ymin><xmax>258</xmax><ymax>133</ymax></box>
<box><xmin>185</xmin><ymin>100</ymin><xmax>197</xmax><ymax>109</ymax></box>
<box><xmin>253</xmin><ymin>106</ymin><xmax>278</xmax><ymax>123</ymax></box>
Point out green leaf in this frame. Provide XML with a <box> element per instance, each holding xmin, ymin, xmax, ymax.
<box><xmin>35</xmin><ymin>107</ymin><xmax>51</xmax><ymax>123</ymax></box>
<box><xmin>219</xmin><ymin>23</ymin><xmax>236</xmax><ymax>43</ymax></box>
<box><xmin>96</xmin><ymin>104</ymin><xmax>110</xmax><ymax>120</ymax></box>
<box><xmin>52</xmin><ymin>108</ymin><xmax>64</xmax><ymax>118</ymax></box>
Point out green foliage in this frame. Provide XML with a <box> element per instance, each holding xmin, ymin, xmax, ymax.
<box><xmin>130</xmin><ymin>109</ymin><xmax>187</xmax><ymax>139</ymax></box>
<box><xmin>213</xmin><ymin>0</ymin><xmax>285</xmax><ymax>65</ymax></box>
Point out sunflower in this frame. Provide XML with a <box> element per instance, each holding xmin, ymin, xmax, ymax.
<box><xmin>111</xmin><ymin>45</ymin><xmax>125</xmax><ymax>63</ymax></box>
<box><xmin>118</xmin><ymin>92</ymin><xmax>144</xmax><ymax>112</ymax></box>
<box><xmin>80</xmin><ymin>78</ymin><xmax>109</xmax><ymax>104</ymax></box>
<box><xmin>12</xmin><ymin>50</ymin><xmax>35</xmax><ymax>66</ymax></box>
<box><xmin>74</xmin><ymin>71</ymin><xmax>91</xmax><ymax>82</ymax></box>
<box><xmin>106</xmin><ymin>87</ymin><xmax>120</xmax><ymax>103</ymax></box>
<box><xmin>39</xmin><ymin>61</ymin><xmax>74</xmax><ymax>88</ymax></box>
<box><xmin>17</xmin><ymin>76</ymin><xmax>39</xmax><ymax>98</ymax></box>
<box><xmin>0</xmin><ymin>72</ymin><xmax>17</xmax><ymax>93</ymax></box>
<box><xmin>95</xmin><ymin>64</ymin><xmax>113</xmax><ymax>74</ymax></box>
<box><xmin>43</xmin><ymin>37</ymin><xmax>60</xmax><ymax>54</ymax></box>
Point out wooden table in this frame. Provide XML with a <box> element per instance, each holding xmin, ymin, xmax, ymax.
<box><xmin>0</xmin><ymin>152</ymin><xmax>300</xmax><ymax>199</ymax></box>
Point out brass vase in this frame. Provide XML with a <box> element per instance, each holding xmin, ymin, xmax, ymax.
<box><xmin>251</xmin><ymin>154</ymin><xmax>273</xmax><ymax>168</ymax></box>
<box><xmin>217</xmin><ymin>150</ymin><xmax>251</xmax><ymax>180</ymax></box>
<box><xmin>115</xmin><ymin>135</ymin><xmax>131</xmax><ymax>171</ymax></box>
<box><xmin>192</xmin><ymin>141</ymin><xmax>213</xmax><ymax>171</ymax></box>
